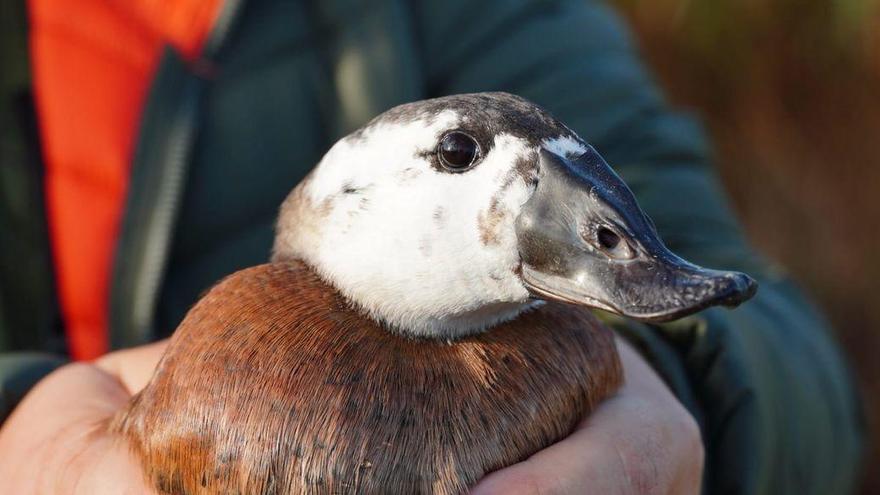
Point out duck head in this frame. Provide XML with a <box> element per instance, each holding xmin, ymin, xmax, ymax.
<box><xmin>273</xmin><ymin>93</ymin><xmax>756</xmax><ymax>338</ymax></box>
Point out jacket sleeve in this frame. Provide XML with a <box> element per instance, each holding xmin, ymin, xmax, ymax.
<box><xmin>413</xmin><ymin>0</ymin><xmax>864</xmax><ymax>493</ymax></box>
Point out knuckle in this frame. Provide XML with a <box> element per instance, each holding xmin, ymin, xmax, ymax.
<box><xmin>614</xmin><ymin>406</ymin><xmax>704</xmax><ymax>495</ymax></box>
<box><xmin>674</xmin><ymin>408</ymin><xmax>704</xmax><ymax>459</ymax></box>
<box><xmin>612</xmin><ymin>433</ymin><xmax>664</xmax><ymax>495</ymax></box>
<box><xmin>665</xmin><ymin>407</ymin><xmax>705</xmax><ymax>494</ymax></box>
<box><xmin>657</xmin><ymin>396</ymin><xmax>703</xmax><ymax>451</ymax></box>
<box><xmin>677</xmin><ymin>409</ymin><xmax>703</xmax><ymax>446</ymax></box>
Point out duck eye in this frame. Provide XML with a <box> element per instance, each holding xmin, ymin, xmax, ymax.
<box><xmin>596</xmin><ymin>227</ymin><xmax>620</xmax><ymax>250</ymax></box>
<box><xmin>438</xmin><ymin>132</ymin><xmax>480</xmax><ymax>171</ymax></box>
<box><xmin>589</xmin><ymin>225</ymin><xmax>635</xmax><ymax>260</ymax></box>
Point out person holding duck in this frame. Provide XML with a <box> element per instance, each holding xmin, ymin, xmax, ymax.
<box><xmin>0</xmin><ymin>0</ymin><xmax>864</xmax><ymax>494</ymax></box>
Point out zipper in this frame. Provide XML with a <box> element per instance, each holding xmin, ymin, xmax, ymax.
<box><xmin>126</xmin><ymin>67</ymin><xmax>198</xmax><ymax>348</ymax></box>
<box><xmin>108</xmin><ymin>0</ymin><xmax>246</xmax><ymax>349</ymax></box>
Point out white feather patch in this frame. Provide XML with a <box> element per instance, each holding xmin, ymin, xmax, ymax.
<box><xmin>275</xmin><ymin>114</ymin><xmax>578</xmax><ymax>338</ymax></box>
<box><xmin>542</xmin><ymin>135</ymin><xmax>589</xmax><ymax>158</ymax></box>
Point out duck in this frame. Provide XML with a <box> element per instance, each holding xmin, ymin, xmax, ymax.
<box><xmin>112</xmin><ymin>92</ymin><xmax>757</xmax><ymax>495</ymax></box>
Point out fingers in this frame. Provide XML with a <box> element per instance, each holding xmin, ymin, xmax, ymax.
<box><xmin>0</xmin><ymin>341</ymin><xmax>169</xmax><ymax>492</ymax></box>
<box><xmin>0</xmin><ymin>361</ymin><xmax>159</xmax><ymax>494</ymax></box>
<box><xmin>470</xmin><ymin>338</ymin><xmax>704</xmax><ymax>495</ymax></box>
<box><xmin>0</xmin><ymin>364</ymin><xmax>127</xmax><ymax>490</ymax></box>
<box><xmin>472</xmin><ymin>396</ymin><xmax>658</xmax><ymax>495</ymax></box>
<box><xmin>94</xmin><ymin>339</ymin><xmax>170</xmax><ymax>394</ymax></box>
<box><xmin>68</xmin><ymin>430</ymin><xmax>157</xmax><ymax>495</ymax></box>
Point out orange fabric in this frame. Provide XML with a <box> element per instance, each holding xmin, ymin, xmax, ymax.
<box><xmin>30</xmin><ymin>0</ymin><xmax>222</xmax><ymax>360</ymax></box>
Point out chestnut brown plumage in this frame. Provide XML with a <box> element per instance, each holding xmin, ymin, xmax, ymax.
<box><xmin>112</xmin><ymin>261</ymin><xmax>622</xmax><ymax>494</ymax></box>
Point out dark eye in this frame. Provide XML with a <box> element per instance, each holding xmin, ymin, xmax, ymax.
<box><xmin>596</xmin><ymin>227</ymin><xmax>620</xmax><ymax>250</ymax></box>
<box><xmin>589</xmin><ymin>225</ymin><xmax>635</xmax><ymax>260</ymax></box>
<box><xmin>438</xmin><ymin>131</ymin><xmax>480</xmax><ymax>171</ymax></box>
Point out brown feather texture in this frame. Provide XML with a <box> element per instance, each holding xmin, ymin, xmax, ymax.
<box><xmin>112</xmin><ymin>261</ymin><xmax>622</xmax><ymax>494</ymax></box>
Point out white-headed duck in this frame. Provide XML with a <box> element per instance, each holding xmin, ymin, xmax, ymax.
<box><xmin>113</xmin><ymin>92</ymin><xmax>756</xmax><ymax>495</ymax></box>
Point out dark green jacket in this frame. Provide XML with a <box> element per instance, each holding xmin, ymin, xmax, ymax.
<box><xmin>0</xmin><ymin>0</ymin><xmax>864</xmax><ymax>493</ymax></box>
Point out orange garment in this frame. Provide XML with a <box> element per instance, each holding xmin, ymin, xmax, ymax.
<box><xmin>29</xmin><ymin>0</ymin><xmax>222</xmax><ymax>360</ymax></box>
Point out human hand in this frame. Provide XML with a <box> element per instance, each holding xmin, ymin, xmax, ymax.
<box><xmin>0</xmin><ymin>337</ymin><xmax>702</xmax><ymax>495</ymax></box>
<box><xmin>0</xmin><ymin>341</ymin><xmax>168</xmax><ymax>494</ymax></box>
<box><xmin>471</xmin><ymin>337</ymin><xmax>704</xmax><ymax>495</ymax></box>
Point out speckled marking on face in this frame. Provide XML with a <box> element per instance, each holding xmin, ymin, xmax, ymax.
<box><xmin>432</xmin><ymin>206</ymin><xmax>446</xmax><ymax>228</ymax></box>
<box><xmin>273</xmin><ymin>92</ymin><xmax>590</xmax><ymax>338</ymax></box>
<box><xmin>477</xmin><ymin>149</ymin><xmax>539</xmax><ymax>247</ymax></box>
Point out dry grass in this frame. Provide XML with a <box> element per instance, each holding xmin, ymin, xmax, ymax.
<box><xmin>611</xmin><ymin>0</ymin><xmax>880</xmax><ymax>491</ymax></box>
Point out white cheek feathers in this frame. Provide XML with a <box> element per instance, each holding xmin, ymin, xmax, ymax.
<box><xmin>272</xmin><ymin>93</ymin><xmax>588</xmax><ymax>339</ymax></box>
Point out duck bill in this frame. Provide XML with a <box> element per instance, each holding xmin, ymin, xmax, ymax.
<box><xmin>515</xmin><ymin>148</ymin><xmax>757</xmax><ymax>322</ymax></box>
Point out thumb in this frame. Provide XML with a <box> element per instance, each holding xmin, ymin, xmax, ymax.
<box><xmin>94</xmin><ymin>339</ymin><xmax>170</xmax><ymax>395</ymax></box>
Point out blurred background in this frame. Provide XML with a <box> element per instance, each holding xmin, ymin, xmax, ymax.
<box><xmin>2</xmin><ymin>0</ymin><xmax>877</xmax><ymax>490</ymax></box>
<box><xmin>610</xmin><ymin>0</ymin><xmax>879</xmax><ymax>491</ymax></box>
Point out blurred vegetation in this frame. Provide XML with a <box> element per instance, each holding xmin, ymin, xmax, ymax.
<box><xmin>610</xmin><ymin>0</ymin><xmax>880</xmax><ymax>491</ymax></box>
